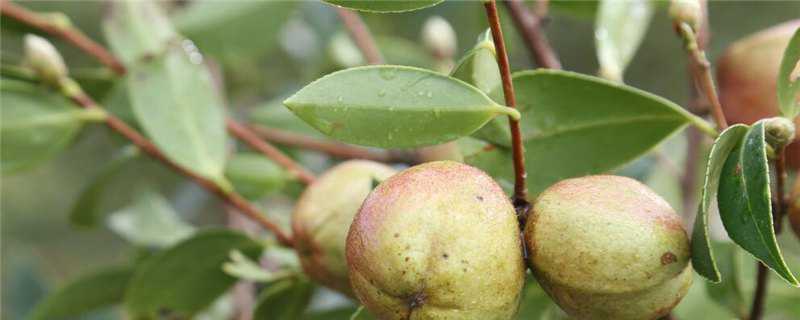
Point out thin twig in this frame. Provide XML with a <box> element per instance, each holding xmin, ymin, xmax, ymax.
<box><xmin>675</xmin><ymin>22</ymin><xmax>728</xmax><ymax>131</ymax></box>
<box><xmin>248</xmin><ymin>124</ymin><xmax>415</xmax><ymax>164</ymax></box>
<box><xmin>484</xmin><ymin>0</ymin><xmax>530</xmax><ymax>218</ymax></box>
<box><xmin>0</xmin><ymin>0</ymin><xmax>126</xmax><ymax>74</ymax></box>
<box><xmin>1</xmin><ymin>0</ymin><xmax>316</xmax><ymax>185</ymax></box>
<box><xmin>227</xmin><ymin>120</ymin><xmax>315</xmax><ymax>185</ymax></box>
<box><xmin>503</xmin><ymin>0</ymin><xmax>562</xmax><ymax>69</ymax></box>
<box><xmin>58</xmin><ymin>79</ymin><xmax>294</xmax><ymax>247</ymax></box>
<box><xmin>750</xmin><ymin>262</ymin><xmax>770</xmax><ymax>320</ymax></box>
<box><xmin>335</xmin><ymin>7</ymin><xmax>383</xmax><ymax>65</ymax></box>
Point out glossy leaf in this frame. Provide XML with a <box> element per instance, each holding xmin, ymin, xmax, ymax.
<box><xmin>284</xmin><ymin>65</ymin><xmax>519</xmax><ymax>148</ymax></box>
<box><xmin>505</xmin><ymin>70</ymin><xmax>703</xmax><ymax>197</ymax></box>
<box><xmin>125</xmin><ymin>229</ymin><xmax>263</xmax><ymax>318</ymax></box>
<box><xmin>691</xmin><ymin>124</ymin><xmax>749</xmax><ymax>282</ymax></box>
<box><xmin>777</xmin><ymin>26</ymin><xmax>800</xmax><ymax>119</ymax></box>
<box><xmin>595</xmin><ymin>0</ymin><xmax>654</xmax><ymax>81</ymax></box>
<box><xmin>705</xmin><ymin>242</ymin><xmax>746</xmax><ymax>318</ymax></box>
<box><xmin>718</xmin><ymin>121</ymin><xmax>798</xmax><ymax>286</ymax></box>
<box><xmin>458</xmin><ymin>138</ymin><xmax>514</xmax><ymax>194</ymax></box>
<box><xmin>174</xmin><ymin>1</ymin><xmax>296</xmax><ymax>64</ymax></box>
<box><xmin>323</xmin><ymin>0</ymin><xmax>443</xmax><ymax>13</ymax></box>
<box><xmin>103</xmin><ymin>0</ymin><xmax>176</xmax><ymax>65</ymax></box>
<box><xmin>1</xmin><ymin>80</ymin><xmax>98</xmax><ymax>174</ymax></box>
<box><xmin>105</xmin><ymin>0</ymin><xmax>229</xmax><ymax>184</ymax></box>
<box><xmin>107</xmin><ymin>190</ymin><xmax>195</xmax><ymax>248</ymax></box>
<box><xmin>253</xmin><ymin>278</ymin><xmax>314</xmax><ymax>320</ymax></box>
<box><xmin>225</xmin><ymin>153</ymin><xmax>289</xmax><ymax>200</ymax></box>
<box><xmin>29</xmin><ymin>266</ymin><xmax>133</xmax><ymax>320</ymax></box>
<box><xmin>70</xmin><ymin>146</ymin><xmax>139</xmax><ymax>227</ymax></box>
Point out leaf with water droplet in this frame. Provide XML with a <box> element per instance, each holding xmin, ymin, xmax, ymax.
<box><xmin>323</xmin><ymin>0</ymin><xmax>443</xmax><ymax>13</ymax></box>
<box><xmin>284</xmin><ymin>65</ymin><xmax>519</xmax><ymax>148</ymax></box>
<box><xmin>717</xmin><ymin>120</ymin><xmax>799</xmax><ymax>286</ymax></box>
<box><xmin>595</xmin><ymin>0</ymin><xmax>654</xmax><ymax>82</ymax></box>
<box><xmin>777</xmin><ymin>26</ymin><xmax>800</xmax><ymax>119</ymax></box>
<box><xmin>691</xmin><ymin>124</ymin><xmax>749</xmax><ymax>282</ymax></box>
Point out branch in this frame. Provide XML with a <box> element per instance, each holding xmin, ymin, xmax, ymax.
<box><xmin>248</xmin><ymin>125</ymin><xmax>416</xmax><ymax>164</ymax></box>
<box><xmin>503</xmin><ymin>0</ymin><xmax>562</xmax><ymax>69</ymax></box>
<box><xmin>57</xmin><ymin>78</ymin><xmax>294</xmax><ymax>247</ymax></box>
<box><xmin>335</xmin><ymin>7</ymin><xmax>383</xmax><ymax>65</ymax></box>
<box><xmin>484</xmin><ymin>0</ymin><xmax>530</xmax><ymax>219</ymax></box>
<box><xmin>674</xmin><ymin>22</ymin><xmax>728</xmax><ymax>131</ymax></box>
<box><xmin>0</xmin><ymin>1</ymin><xmax>316</xmax><ymax>185</ymax></box>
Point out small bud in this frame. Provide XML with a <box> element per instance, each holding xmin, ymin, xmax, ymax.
<box><xmin>24</xmin><ymin>34</ymin><xmax>68</xmax><ymax>84</ymax></box>
<box><xmin>669</xmin><ymin>0</ymin><xmax>701</xmax><ymax>31</ymax></box>
<box><xmin>421</xmin><ymin>16</ymin><xmax>457</xmax><ymax>60</ymax></box>
<box><xmin>764</xmin><ymin>117</ymin><xmax>797</xmax><ymax>151</ymax></box>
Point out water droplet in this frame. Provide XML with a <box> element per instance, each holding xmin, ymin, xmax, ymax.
<box><xmin>378</xmin><ymin>89</ymin><xmax>386</xmax><ymax>97</ymax></box>
<box><xmin>379</xmin><ymin>68</ymin><xmax>397</xmax><ymax>80</ymax></box>
<box><xmin>433</xmin><ymin>108</ymin><xmax>441</xmax><ymax>118</ymax></box>
<box><xmin>426</xmin><ymin>91</ymin><xmax>433</xmax><ymax>98</ymax></box>
<box><xmin>388</xmin><ymin>106</ymin><xmax>396</xmax><ymax>112</ymax></box>
<box><xmin>337</xmin><ymin>96</ymin><xmax>344</xmax><ymax>103</ymax></box>
<box><xmin>417</xmin><ymin>91</ymin><xmax>425</xmax><ymax>96</ymax></box>
<box><xmin>388</xmin><ymin>133</ymin><xmax>394</xmax><ymax>140</ymax></box>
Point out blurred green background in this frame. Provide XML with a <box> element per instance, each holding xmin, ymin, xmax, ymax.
<box><xmin>2</xmin><ymin>1</ymin><xmax>800</xmax><ymax>319</ymax></box>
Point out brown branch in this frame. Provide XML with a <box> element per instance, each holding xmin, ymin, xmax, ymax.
<box><xmin>0</xmin><ymin>0</ymin><xmax>126</xmax><ymax>75</ymax></box>
<box><xmin>503</xmin><ymin>0</ymin><xmax>562</xmax><ymax>69</ymax></box>
<box><xmin>335</xmin><ymin>7</ymin><xmax>383</xmax><ymax>65</ymax></box>
<box><xmin>675</xmin><ymin>22</ymin><xmax>728</xmax><ymax>131</ymax></box>
<box><xmin>484</xmin><ymin>0</ymin><xmax>530</xmax><ymax>218</ymax></box>
<box><xmin>1</xmin><ymin>0</ymin><xmax>316</xmax><ymax>184</ymax></box>
<box><xmin>59</xmin><ymin>79</ymin><xmax>293</xmax><ymax>247</ymax></box>
<box><xmin>227</xmin><ymin>120</ymin><xmax>315</xmax><ymax>185</ymax></box>
<box><xmin>750</xmin><ymin>262</ymin><xmax>770</xmax><ymax>320</ymax></box>
<box><xmin>248</xmin><ymin>124</ymin><xmax>415</xmax><ymax>163</ymax></box>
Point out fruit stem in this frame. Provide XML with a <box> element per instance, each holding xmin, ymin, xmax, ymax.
<box><xmin>484</xmin><ymin>0</ymin><xmax>531</xmax><ymax>219</ymax></box>
<box><xmin>503</xmin><ymin>0</ymin><xmax>562</xmax><ymax>69</ymax></box>
<box><xmin>335</xmin><ymin>7</ymin><xmax>384</xmax><ymax>65</ymax></box>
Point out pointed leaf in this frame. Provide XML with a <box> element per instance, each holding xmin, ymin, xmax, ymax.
<box><xmin>225</xmin><ymin>153</ymin><xmax>289</xmax><ymax>200</ymax></box>
<box><xmin>323</xmin><ymin>0</ymin><xmax>443</xmax><ymax>13</ymax></box>
<box><xmin>511</xmin><ymin>70</ymin><xmax>707</xmax><ymax>196</ymax></box>
<box><xmin>777</xmin><ymin>26</ymin><xmax>800</xmax><ymax>119</ymax></box>
<box><xmin>70</xmin><ymin>146</ymin><xmax>139</xmax><ymax>227</ymax></box>
<box><xmin>1</xmin><ymin>80</ymin><xmax>96</xmax><ymax>174</ymax></box>
<box><xmin>107</xmin><ymin>190</ymin><xmax>195</xmax><ymax>248</ymax></box>
<box><xmin>718</xmin><ymin>121</ymin><xmax>798</xmax><ymax>286</ymax></box>
<box><xmin>253</xmin><ymin>278</ymin><xmax>314</xmax><ymax>320</ymax></box>
<box><xmin>105</xmin><ymin>0</ymin><xmax>229</xmax><ymax>183</ymax></box>
<box><xmin>595</xmin><ymin>0</ymin><xmax>654</xmax><ymax>81</ymax></box>
<box><xmin>125</xmin><ymin>229</ymin><xmax>263</xmax><ymax>318</ymax></box>
<box><xmin>29</xmin><ymin>266</ymin><xmax>133</xmax><ymax>320</ymax></box>
<box><xmin>284</xmin><ymin>66</ymin><xmax>519</xmax><ymax>148</ymax></box>
<box><xmin>691</xmin><ymin>124</ymin><xmax>749</xmax><ymax>282</ymax></box>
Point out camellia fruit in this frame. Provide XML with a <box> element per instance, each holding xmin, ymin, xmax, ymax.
<box><xmin>524</xmin><ymin>175</ymin><xmax>692</xmax><ymax>320</ymax></box>
<box><xmin>292</xmin><ymin>160</ymin><xmax>397</xmax><ymax>296</ymax></box>
<box><xmin>716</xmin><ymin>19</ymin><xmax>800</xmax><ymax>167</ymax></box>
<box><xmin>346</xmin><ymin>161</ymin><xmax>525</xmax><ymax>319</ymax></box>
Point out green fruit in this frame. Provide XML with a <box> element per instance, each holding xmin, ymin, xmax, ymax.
<box><xmin>524</xmin><ymin>175</ymin><xmax>692</xmax><ymax>320</ymax></box>
<box><xmin>347</xmin><ymin>161</ymin><xmax>525</xmax><ymax>319</ymax></box>
<box><xmin>292</xmin><ymin>160</ymin><xmax>397</xmax><ymax>296</ymax></box>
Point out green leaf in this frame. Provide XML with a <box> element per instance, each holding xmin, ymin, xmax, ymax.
<box><xmin>125</xmin><ymin>229</ymin><xmax>263</xmax><ymax>318</ymax></box>
<box><xmin>174</xmin><ymin>0</ymin><xmax>296</xmax><ymax>64</ymax></box>
<box><xmin>517</xmin><ymin>276</ymin><xmax>556</xmax><ymax>320</ymax></box>
<box><xmin>225</xmin><ymin>153</ymin><xmax>289</xmax><ymax>200</ymax></box>
<box><xmin>284</xmin><ymin>65</ymin><xmax>519</xmax><ymax>148</ymax></box>
<box><xmin>303</xmin><ymin>307</ymin><xmax>375</xmax><ymax>320</ymax></box>
<box><xmin>512</xmin><ymin>70</ymin><xmax>706</xmax><ymax>197</ymax></box>
<box><xmin>705</xmin><ymin>242</ymin><xmax>746</xmax><ymax>318</ymax></box>
<box><xmin>718</xmin><ymin>120</ymin><xmax>798</xmax><ymax>286</ymax></box>
<box><xmin>595</xmin><ymin>0</ymin><xmax>654</xmax><ymax>81</ymax></box>
<box><xmin>28</xmin><ymin>266</ymin><xmax>133</xmax><ymax>320</ymax></box>
<box><xmin>70</xmin><ymin>146</ymin><xmax>139</xmax><ymax>227</ymax></box>
<box><xmin>103</xmin><ymin>0</ymin><xmax>176</xmax><ymax>65</ymax></box>
<box><xmin>550</xmin><ymin>0</ymin><xmax>598</xmax><ymax>19</ymax></box>
<box><xmin>105</xmin><ymin>0</ymin><xmax>229</xmax><ymax>184</ymax></box>
<box><xmin>458</xmin><ymin>138</ymin><xmax>514</xmax><ymax>194</ymax></box>
<box><xmin>777</xmin><ymin>26</ymin><xmax>800</xmax><ymax>119</ymax></box>
<box><xmin>107</xmin><ymin>190</ymin><xmax>195</xmax><ymax>248</ymax></box>
<box><xmin>253</xmin><ymin>278</ymin><xmax>314</xmax><ymax>320</ymax></box>
<box><xmin>691</xmin><ymin>124</ymin><xmax>749</xmax><ymax>282</ymax></box>
<box><xmin>1</xmin><ymin>80</ymin><xmax>100</xmax><ymax>174</ymax></box>
<box><xmin>323</xmin><ymin>0</ymin><xmax>443</xmax><ymax>13</ymax></box>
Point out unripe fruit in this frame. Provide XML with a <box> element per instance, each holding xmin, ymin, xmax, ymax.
<box><xmin>524</xmin><ymin>175</ymin><xmax>692</xmax><ymax>320</ymax></box>
<box><xmin>347</xmin><ymin>161</ymin><xmax>525</xmax><ymax>319</ymax></box>
<box><xmin>716</xmin><ymin>19</ymin><xmax>800</xmax><ymax>167</ymax></box>
<box><xmin>292</xmin><ymin>160</ymin><xmax>397</xmax><ymax>296</ymax></box>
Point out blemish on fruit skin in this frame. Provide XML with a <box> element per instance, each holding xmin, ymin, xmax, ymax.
<box><xmin>661</xmin><ymin>252</ymin><xmax>677</xmax><ymax>265</ymax></box>
<box><xmin>476</xmin><ymin>195</ymin><xmax>484</xmax><ymax>201</ymax></box>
